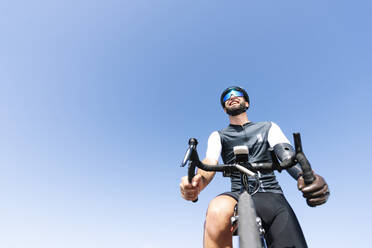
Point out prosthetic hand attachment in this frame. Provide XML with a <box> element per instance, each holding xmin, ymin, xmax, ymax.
<box><xmin>298</xmin><ymin>173</ymin><xmax>330</xmax><ymax>207</ymax></box>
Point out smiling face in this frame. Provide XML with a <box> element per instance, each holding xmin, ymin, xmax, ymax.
<box><xmin>224</xmin><ymin>96</ymin><xmax>249</xmax><ymax>116</ymax></box>
<box><xmin>225</xmin><ymin>95</ymin><xmax>244</xmax><ymax>107</ymax></box>
<box><xmin>220</xmin><ymin>87</ymin><xmax>250</xmax><ymax>116</ymax></box>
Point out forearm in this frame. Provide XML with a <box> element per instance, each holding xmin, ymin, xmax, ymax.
<box><xmin>196</xmin><ymin>158</ymin><xmax>217</xmax><ymax>191</ymax></box>
<box><xmin>287</xmin><ymin>164</ymin><xmax>302</xmax><ymax>180</ymax></box>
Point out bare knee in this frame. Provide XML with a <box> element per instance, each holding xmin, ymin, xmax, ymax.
<box><xmin>205</xmin><ymin>195</ymin><xmax>236</xmax><ymax>239</ymax></box>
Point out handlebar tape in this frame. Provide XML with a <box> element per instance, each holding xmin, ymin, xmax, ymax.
<box><xmin>296</xmin><ymin>153</ymin><xmax>315</xmax><ymax>185</ymax></box>
<box><xmin>188</xmin><ymin>162</ymin><xmax>198</xmax><ymax>202</ymax></box>
<box><xmin>293</xmin><ymin>133</ymin><xmax>315</xmax><ymax>185</ymax></box>
<box><xmin>187</xmin><ymin>138</ymin><xmax>199</xmax><ymax>203</ymax></box>
<box><xmin>188</xmin><ymin>162</ymin><xmax>198</xmax><ymax>203</ymax></box>
<box><xmin>188</xmin><ymin>162</ymin><xmax>196</xmax><ymax>183</ymax></box>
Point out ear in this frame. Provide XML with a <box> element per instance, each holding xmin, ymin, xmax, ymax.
<box><xmin>246</xmin><ymin>102</ymin><xmax>250</xmax><ymax>109</ymax></box>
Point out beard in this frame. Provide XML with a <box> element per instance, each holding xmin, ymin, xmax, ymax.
<box><xmin>226</xmin><ymin>102</ymin><xmax>248</xmax><ymax>116</ymax></box>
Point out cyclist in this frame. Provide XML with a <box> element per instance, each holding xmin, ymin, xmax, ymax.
<box><xmin>179</xmin><ymin>86</ymin><xmax>330</xmax><ymax>248</ymax></box>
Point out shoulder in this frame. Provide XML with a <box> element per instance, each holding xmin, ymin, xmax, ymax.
<box><xmin>267</xmin><ymin>121</ymin><xmax>290</xmax><ymax>145</ymax></box>
<box><xmin>218</xmin><ymin>125</ymin><xmax>233</xmax><ymax>132</ymax></box>
<box><xmin>255</xmin><ymin>121</ymin><xmax>284</xmax><ymax>129</ymax></box>
<box><xmin>253</xmin><ymin>121</ymin><xmax>273</xmax><ymax>129</ymax></box>
<box><xmin>209</xmin><ymin>130</ymin><xmax>220</xmax><ymax>139</ymax></box>
<box><xmin>217</xmin><ymin>125</ymin><xmax>234</xmax><ymax>137</ymax></box>
<box><xmin>258</xmin><ymin>121</ymin><xmax>272</xmax><ymax>126</ymax></box>
<box><xmin>207</xmin><ymin>131</ymin><xmax>221</xmax><ymax>144</ymax></box>
<box><xmin>268</xmin><ymin>121</ymin><xmax>284</xmax><ymax>132</ymax></box>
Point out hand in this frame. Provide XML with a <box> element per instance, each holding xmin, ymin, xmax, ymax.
<box><xmin>297</xmin><ymin>173</ymin><xmax>330</xmax><ymax>207</ymax></box>
<box><xmin>180</xmin><ymin>174</ymin><xmax>203</xmax><ymax>201</ymax></box>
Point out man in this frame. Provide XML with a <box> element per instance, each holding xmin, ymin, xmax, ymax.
<box><xmin>179</xmin><ymin>86</ymin><xmax>330</xmax><ymax>248</ymax></box>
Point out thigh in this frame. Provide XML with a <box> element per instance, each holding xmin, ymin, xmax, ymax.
<box><xmin>253</xmin><ymin>193</ymin><xmax>308</xmax><ymax>248</ymax></box>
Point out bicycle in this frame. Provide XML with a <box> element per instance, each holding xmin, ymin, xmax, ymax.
<box><xmin>181</xmin><ymin>133</ymin><xmax>315</xmax><ymax>248</ymax></box>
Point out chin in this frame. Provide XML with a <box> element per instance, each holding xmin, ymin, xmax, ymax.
<box><xmin>228</xmin><ymin>106</ymin><xmax>240</xmax><ymax>111</ymax></box>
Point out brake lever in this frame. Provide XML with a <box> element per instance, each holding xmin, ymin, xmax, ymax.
<box><xmin>181</xmin><ymin>138</ymin><xmax>198</xmax><ymax>167</ymax></box>
<box><xmin>181</xmin><ymin>147</ymin><xmax>192</xmax><ymax>167</ymax></box>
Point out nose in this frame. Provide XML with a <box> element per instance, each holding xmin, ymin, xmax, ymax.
<box><xmin>228</xmin><ymin>94</ymin><xmax>239</xmax><ymax>101</ymax></box>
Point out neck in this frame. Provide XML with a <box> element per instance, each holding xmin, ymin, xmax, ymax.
<box><xmin>229</xmin><ymin>112</ymin><xmax>250</xmax><ymax>126</ymax></box>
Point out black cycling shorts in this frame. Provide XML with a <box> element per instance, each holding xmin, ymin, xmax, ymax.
<box><xmin>221</xmin><ymin>191</ymin><xmax>308</xmax><ymax>248</ymax></box>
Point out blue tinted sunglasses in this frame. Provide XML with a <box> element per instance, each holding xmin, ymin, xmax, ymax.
<box><xmin>222</xmin><ymin>89</ymin><xmax>244</xmax><ymax>103</ymax></box>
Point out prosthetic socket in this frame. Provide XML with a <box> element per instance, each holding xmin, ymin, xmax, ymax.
<box><xmin>273</xmin><ymin>143</ymin><xmax>303</xmax><ymax>180</ymax></box>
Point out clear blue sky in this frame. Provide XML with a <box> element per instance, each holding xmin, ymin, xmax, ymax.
<box><xmin>1</xmin><ymin>0</ymin><xmax>371</xmax><ymax>247</ymax></box>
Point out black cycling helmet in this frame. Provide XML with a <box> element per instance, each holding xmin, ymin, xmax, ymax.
<box><xmin>220</xmin><ymin>86</ymin><xmax>250</xmax><ymax>108</ymax></box>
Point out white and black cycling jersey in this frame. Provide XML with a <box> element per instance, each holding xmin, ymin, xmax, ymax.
<box><xmin>206</xmin><ymin>121</ymin><xmax>299</xmax><ymax>194</ymax></box>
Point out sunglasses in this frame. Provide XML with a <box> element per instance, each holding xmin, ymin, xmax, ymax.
<box><xmin>222</xmin><ymin>89</ymin><xmax>244</xmax><ymax>103</ymax></box>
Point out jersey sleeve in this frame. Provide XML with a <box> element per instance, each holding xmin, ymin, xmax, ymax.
<box><xmin>205</xmin><ymin>131</ymin><xmax>222</xmax><ymax>162</ymax></box>
<box><xmin>268</xmin><ymin>122</ymin><xmax>291</xmax><ymax>147</ymax></box>
<box><xmin>268</xmin><ymin>122</ymin><xmax>303</xmax><ymax>179</ymax></box>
